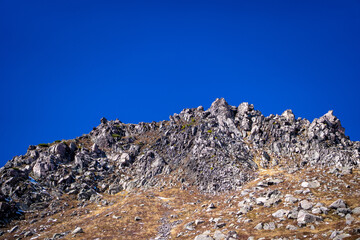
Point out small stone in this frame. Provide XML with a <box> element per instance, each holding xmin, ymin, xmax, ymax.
<box><xmin>330</xmin><ymin>230</ymin><xmax>341</xmax><ymax>239</ymax></box>
<box><xmin>257</xmin><ymin>181</ymin><xmax>268</xmax><ymax>187</ymax></box>
<box><xmin>227</xmin><ymin>231</ymin><xmax>239</xmax><ymax>239</ymax></box>
<box><xmin>301</xmin><ymin>182</ymin><xmax>309</xmax><ymax>188</ymax></box>
<box><xmin>287</xmin><ymin>209</ymin><xmax>299</xmax><ymax>219</ymax></box>
<box><xmin>341</xmin><ymin>166</ymin><xmax>352</xmax><ymax>175</ymax></box>
<box><xmin>286</xmin><ymin>224</ymin><xmax>298</xmax><ymax>230</ymax></box>
<box><xmin>72</xmin><ymin>227</ymin><xmax>84</xmax><ymax>235</ymax></box>
<box><xmin>254</xmin><ymin>222</ymin><xmax>263</xmax><ymax>230</ymax></box>
<box><xmin>215</xmin><ymin>222</ymin><xmax>226</xmax><ymax>228</ymax></box>
<box><xmin>185</xmin><ymin>221</ymin><xmax>195</xmax><ymax>231</ymax></box>
<box><xmin>285</xmin><ymin>194</ymin><xmax>298</xmax><ymax>203</ymax></box>
<box><xmin>272</xmin><ymin>209</ymin><xmax>289</xmax><ymax>218</ymax></box>
<box><xmin>255</xmin><ymin>197</ymin><xmax>268</xmax><ymax>205</ymax></box>
<box><xmin>294</xmin><ymin>190</ymin><xmax>303</xmax><ymax>194</ymax></box>
<box><xmin>237</xmin><ymin>205</ymin><xmax>253</xmax><ymax>215</ymax></box>
<box><xmin>243</xmin><ymin>218</ymin><xmax>253</xmax><ymax>223</ymax></box>
<box><xmin>24</xmin><ymin>231</ymin><xmax>33</xmax><ymax>237</ymax></box>
<box><xmin>8</xmin><ymin>226</ymin><xmax>18</xmax><ymax>233</ymax></box>
<box><xmin>195</xmin><ymin>219</ymin><xmax>205</xmax><ymax>225</ymax></box>
<box><xmin>135</xmin><ymin>216</ymin><xmax>142</xmax><ymax>221</ymax></box>
<box><xmin>345</xmin><ymin>214</ymin><xmax>354</xmax><ymax>225</ymax></box>
<box><xmin>312</xmin><ymin>208</ymin><xmax>321</xmax><ymax>214</ymax></box>
<box><xmin>301</xmin><ymin>181</ymin><xmax>320</xmax><ymax>188</ymax></box>
<box><xmin>320</xmin><ymin>207</ymin><xmax>329</xmax><ymax>214</ymax></box>
<box><xmin>208</xmin><ymin>203</ymin><xmax>216</xmax><ymax>209</ymax></box>
<box><xmin>303</xmin><ymin>189</ymin><xmax>311</xmax><ymax>194</ymax></box>
<box><xmin>53</xmin><ymin>233</ymin><xmax>63</xmax><ymax>239</ymax></box>
<box><xmin>337</xmin><ymin>208</ymin><xmax>351</xmax><ymax>215</ymax></box>
<box><xmin>263</xmin><ymin>222</ymin><xmax>276</xmax><ymax>230</ymax></box>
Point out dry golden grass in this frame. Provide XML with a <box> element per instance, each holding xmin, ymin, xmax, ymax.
<box><xmin>3</xmin><ymin>167</ymin><xmax>360</xmax><ymax>240</ymax></box>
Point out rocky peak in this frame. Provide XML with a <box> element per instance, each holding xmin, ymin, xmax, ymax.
<box><xmin>236</xmin><ymin>102</ymin><xmax>254</xmax><ymax>117</ymax></box>
<box><xmin>209</xmin><ymin>98</ymin><xmax>234</xmax><ymax>119</ymax></box>
<box><xmin>0</xmin><ymin>98</ymin><xmax>359</xmax><ymax>230</ymax></box>
<box><xmin>281</xmin><ymin>109</ymin><xmax>295</xmax><ymax>123</ymax></box>
<box><xmin>320</xmin><ymin>110</ymin><xmax>345</xmax><ymax>134</ymax></box>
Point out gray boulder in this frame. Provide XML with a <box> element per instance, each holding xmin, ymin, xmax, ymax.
<box><xmin>50</xmin><ymin>142</ymin><xmax>69</xmax><ymax>158</ymax></box>
<box><xmin>352</xmin><ymin>207</ymin><xmax>360</xmax><ymax>215</ymax></box>
<box><xmin>272</xmin><ymin>209</ymin><xmax>289</xmax><ymax>218</ymax></box>
<box><xmin>297</xmin><ymin>210</ymin><xmax>322</xmax><ymax>225</ymax></box>
<box><xmin>213</xmin><ymin>230</ymin><xmax>226</xmax><ymax>240</ymax></box>
<box><xmin>299</xmin><ymin>200</ymin><xmax>313</xmax><ymax>210</ymax></box>
<box><xmin>301</xmin><ymin>181</ymin><xmax>320</xmax><ymax>188</ymax></box>
<box><xmin>33</xmin><ymin>157</ymin><xmax>56</xmax><ymax>178</ymax></box>
<box><xmin>194</xmin><ymin>233</ymin><xmax>214</xmax><ymax>240</ymax></box>
<box><xmin>329</xmin><ymin>199</ymin><xmax>347</xmax><ymax>209</ymax></box>
<box><xmin>285</xmin><ymin>194</ymin><xmax>298</xmax><ymax>203</ymax></box>
<box><xmin>254</xmin><ymin>222</ymin><xmax>263</xmax><ymax>230</ymax></box>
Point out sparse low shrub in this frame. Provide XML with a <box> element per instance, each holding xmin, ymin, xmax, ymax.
<box><xmin>38</xmin><ymin>143</ymin><xmax>49</xmax><ymax>147</ymax></box>
<box><xmin>207</xmin><ymin>129</ymin><xmax>212</xmax><ymax>133</ymax></box>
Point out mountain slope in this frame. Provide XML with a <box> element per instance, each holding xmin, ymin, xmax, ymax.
<box><xmin>0</xmin><ymin>98</ymin><xmax>359</xmax><ymax>239</ymax></box>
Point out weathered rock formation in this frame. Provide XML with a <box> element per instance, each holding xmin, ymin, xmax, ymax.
<box><xmin>1</xmin><ymin>98</ymin><xmax>359</xmax><ymax>227</ymax></box>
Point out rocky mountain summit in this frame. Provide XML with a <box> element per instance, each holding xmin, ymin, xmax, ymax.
<box><xmin>1</xmin><ymin>98</ymin><xmax>359</xmax><ymax>239</ymax></box>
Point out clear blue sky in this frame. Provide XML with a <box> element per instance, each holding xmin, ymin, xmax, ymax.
<box><xmin>1</xmin><ymin>0</ymin><xmax>359</xmax><ymax>167</ymax></box>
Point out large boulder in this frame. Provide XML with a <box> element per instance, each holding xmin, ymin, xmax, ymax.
<box><xmin>50</xmin><ymin>142</ymin><xmax>70</xmax><ymax>158</ymax></box>
<box><xmin>74</xmin><ymin>153</ymin><xmax>91</xmax><ymax>169</ymax></box>
<box><xmin>136</xmin><ymin>151</ymin><xmax>169</xmax><ymax>179</ymax></box>
<box><xmin>297</xmin><ymin>210</ymin><xmax>322</xmax><ymax>225</ymax></box>
<box><xmin>33</xmin><ymin>157</ymin><xmax>56</xmax><ymax>179</ymax></box>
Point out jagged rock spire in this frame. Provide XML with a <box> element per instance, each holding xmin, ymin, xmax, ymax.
<box><xmin>209</xmin><ymin>98</ymin><xmax>234</xmax><ymax>118</ymax></box>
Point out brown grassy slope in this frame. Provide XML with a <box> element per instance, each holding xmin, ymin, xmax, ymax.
<box><xmin>2</xmin><ymin>168</ymin><xmax>360</xmax><ymax>240</ymax></box>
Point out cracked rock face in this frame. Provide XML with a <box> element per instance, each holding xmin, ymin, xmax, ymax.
<box><xmin>0</xmin><ymin>98</ymin><xmax>359</xmax><ymax>226</ymax></box>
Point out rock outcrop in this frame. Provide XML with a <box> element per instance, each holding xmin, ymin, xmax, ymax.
<box><xmin>0</xmin><ymin>98</ymin><xmax>359</xmax><ymax>228</ymax></box>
